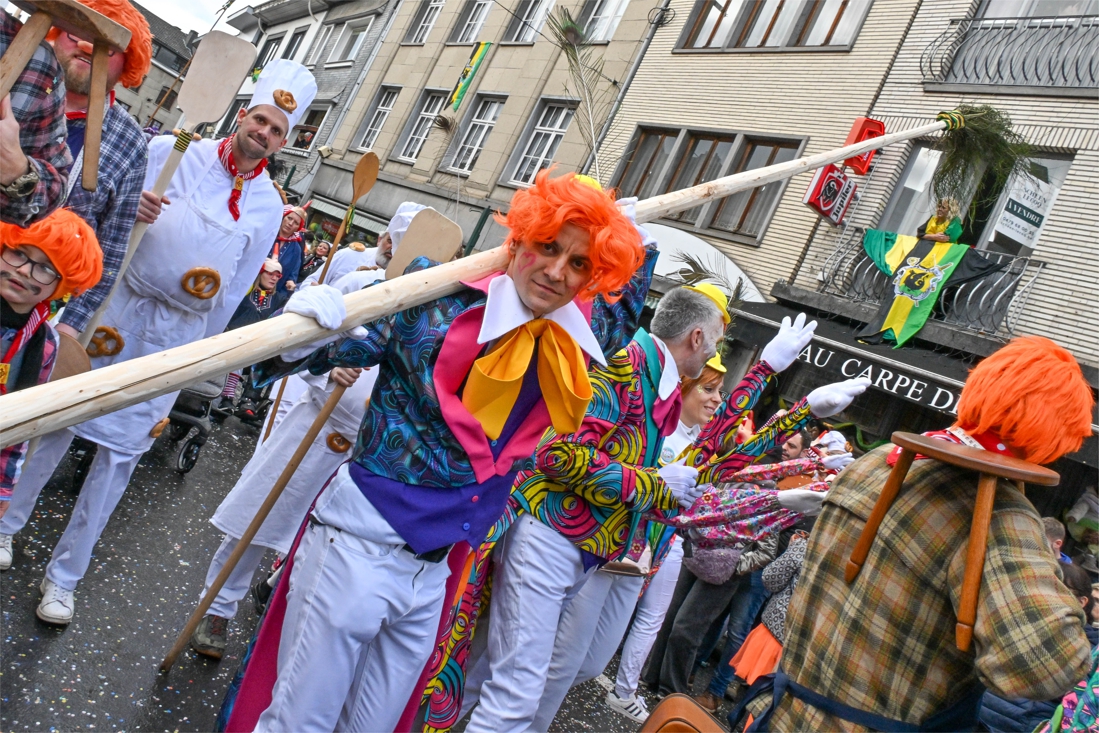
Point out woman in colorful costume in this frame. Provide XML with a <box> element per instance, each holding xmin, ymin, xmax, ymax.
<box><xmin>219</xmin><ymin>171</ymin><xmax>655</xmax><ymax>733</ymax></box>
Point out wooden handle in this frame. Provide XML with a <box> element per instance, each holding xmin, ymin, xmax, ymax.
<box><xmin>0</xmin><ymin>11</ymin><xmax>52</xmax><ymax>100</ymax></box>
<box><xmin>262</xmin><ymin>378</ymin><xmax>288</xmax><ymax>443</ymax></box>
<box><xmin>845</xmin><ymin>448</ymin><xmax>915</xmax><ymax>583</ymax></box>
<box><xmin>159</xmin><ymin>384</ymin><xmax>347</xmax><ymax>673</ymax></box>
<box><xmin>80</xmin><ymin>41</ymin><xmax>110</xmax><ymax>191</ymax></box>
<box><xmin>956</xmin><ymin>472</ymin><xmax>997</xmax><ymax>652</ymax></box>
<box><xmin>315</xmin><ymin>215</ymin><xmax>351</xmax><ymax>285</ymax></box>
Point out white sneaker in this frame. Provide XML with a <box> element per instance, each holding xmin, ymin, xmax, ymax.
<box><xmin>37</xmin><ymin>578</ymin><xmax>74</xmax><ymax>625</ymax></box>
<box><xmin>605</xmin><ymin>691</ymin><xmax>650</xmax><ymax>723</ymax></box>
<box><xmin>0</xmin><ymin>534</ymin><xmax>12</xmax><ymax>570</ymax></box>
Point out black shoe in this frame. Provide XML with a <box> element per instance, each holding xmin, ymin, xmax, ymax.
<box><xmin>251</xmin><ymin>577</ymin><xmax>273</xmax><ymax>616</ymax></box>
<box><xmin>190</xmin><ymin>614</ymin><xmax>229</xmax><ymax>659</ymax></box>
<box><xmin>236</xmin><ymin>398</ymin><xmax>257</xmax><ymax>421</ymax></box>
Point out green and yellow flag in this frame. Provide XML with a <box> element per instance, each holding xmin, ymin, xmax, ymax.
<box><xmin>857</xmin><ymin>229</ymin><xmax>1004</xmax><ymax>348</ymax></box>
<box><xmin>449</xmin><ymin>42</ymin><xmax>491</xmax><ymax>111</ymax></box>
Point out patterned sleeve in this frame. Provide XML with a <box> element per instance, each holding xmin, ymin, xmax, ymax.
<box><xmin>963</xmin><ymin>506</ymin><xmax>1092</xmax><ymax>700</ymax></box>
<box><xmin>681</xmin><ymin>361</ymin><xmax>774</xmax><ymax>471</ymax></box>
<box><xmin>763</xmin><ymin>534</ymin><xmax>807</xmax><ymax>593</ymax></box>
<box><xmin>253</xmin><ymin>316</ymin><xmax>394</xmax><ymax>387</ymax></box>
<box><xmin>535</xmin><ymin>348</ymin><xmax>678</xmax><ymax>514</ymax></box>
<box><xmin>698</xmin><ymin>400</ymin><xmax>813</xmax><ymax>485</ymax></box>
<box><xmin>723</xmin><ymin>454</ymin><xmax>822</xmax><ymax>484</ymax></box>
<box><xmin>60</xmin><ymin>122</ymin><xmax>147</xmax><ymax>332</ymax></box>
<box><xmin>0</xmin><ymin>12</ymin><xmax>71</xmax><ymax>226</ymax></box>
<box><xmin>589</xmin><ymin>247</ymin><xmax>657</xmax><ymax>356</ymax></box>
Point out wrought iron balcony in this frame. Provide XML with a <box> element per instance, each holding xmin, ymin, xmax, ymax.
<box><xmin>921</xmin><ymin>15</ymin><xmax>1099</xmax><ymax>94</ymax></box>
<box><xmin>815</xmin><ymin>228</ymin><xmax>1045</xmax><ymax>339</ymax></box>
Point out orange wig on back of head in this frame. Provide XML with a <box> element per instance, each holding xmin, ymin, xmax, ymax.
<box><xmin>0</xmin><ymin>210</ymin><xmax>103</xmax><ymax>299</ymax></box>
<box><xmin>48</xmin><ymin>0</ymin><xmax>153</xmax><ymax>88</ymax></box>
<box><xmin>498</xmin><ymin>169</ymin><xmax>643</xmax><ymax>302</ymax></box>
<box><xmin>955</xmin><ymin>336</ymin><xmax>1094</xmax><ymax>464</ymax></box>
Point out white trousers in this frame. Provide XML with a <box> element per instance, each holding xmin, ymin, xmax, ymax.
<box><xmin>615</xmin><ymin>537</ymin><xmax>684</xmax><ymax>698</ymax></box>
<box><xmin>532</xmin><ymin>570</ymin><xmax>645</xmax><ymax>730</ymax></box>
<box><xmin>200</xmin><ymin>534</ymin><xmax>268</xmax><ymax>619</ymax></box>
<box><xmin>465</xmin><ymin>515</ymin><xmax>596</xmax><ymax>733</ymax></box>
<box><xmin>255</xmin><ymin>465</ymin><xmax>450</xmax><ymax>733</ymax></box>
<box><xmin>0</xmin><ymin>428</ymin><xmax>141</xmax><ymax>591</ymax></box>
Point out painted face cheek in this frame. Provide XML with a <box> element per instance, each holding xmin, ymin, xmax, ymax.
<box><xmin>516</xmin><ymin>251</ymin><xmax>536</xmax><ymax>273</ymax></box>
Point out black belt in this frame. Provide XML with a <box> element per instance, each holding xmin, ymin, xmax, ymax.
<box><xmin>403</xmin><ymin>544</ymin><xmax>452</xmax><ymax>563</ymax></box>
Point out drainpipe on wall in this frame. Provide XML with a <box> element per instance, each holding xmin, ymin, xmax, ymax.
<box><xmin>295</xmin><ymin>0</ymin><xmax>405</xmax><ymax>197</ymax></box>
<box><xmin>581</xmin><ymin>0</ymin><xmax>672</xmax><ymax>179</ymax></box>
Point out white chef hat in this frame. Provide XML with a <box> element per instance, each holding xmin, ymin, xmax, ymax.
<box><xmin>386</xmin><ymin>202</ymin><xmax>429</xmax><ymax>252</ymax></box>
<box><xmin>249</xmin><ymin>59</ymin><xmax>318</xmax><ymax>134</ymax></box>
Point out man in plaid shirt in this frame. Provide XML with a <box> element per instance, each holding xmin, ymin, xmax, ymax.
<box><xmin>746</xmin><ymin>336</ymin><xmax>1094</xmax><ymax>731</ymax></box>
<box><xmin>46</xmin><ymin>0</ymin><xmax>151</xmax><ymax>339</ymax></box>
<box><xmin>0</xmin><ymin>10</ymin><xmax>71</xmax><ymax>226</ymax></box>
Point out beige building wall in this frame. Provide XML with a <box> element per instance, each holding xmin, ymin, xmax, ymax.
<box><xmin>594</xmin><ymin>0</ymin><xmax>921</xmax><ymax>293</ymax></box>
<box><xmin>794</xmin><ymin>0</ymin><xmax>1099</xmax><ymax>367</ymax></box>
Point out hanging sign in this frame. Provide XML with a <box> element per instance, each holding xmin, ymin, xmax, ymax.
<box><xmin>842</xmin><ymin>117</ymin><xmax>886</xmax><ymax>176</ymax></box>
<box><xmin>992</xmin><ymin>169</ymin><xmax>1061</xmax><ymax>250</ymax></box>
<box><xmin>803</xmin><ymin>164</ymin><xmax>857</xmax><ymax>226</ymax></box>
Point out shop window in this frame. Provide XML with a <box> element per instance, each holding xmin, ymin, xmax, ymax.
<box><xmin>681</xmin><ymin>0</ymin><xmax>872</xmax><ymax>51</ymax></box>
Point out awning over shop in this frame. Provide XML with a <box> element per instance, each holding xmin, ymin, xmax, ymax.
<box><xmin>309</xmin><ymin>197</ymin><xmax>389</xmax><ymax>235</ymax></box>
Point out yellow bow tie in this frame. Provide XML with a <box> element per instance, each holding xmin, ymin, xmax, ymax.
<box><xmin>461</xmin><ymin>319</ymin><xmax>593</xmax><ymax>441</ymax></box>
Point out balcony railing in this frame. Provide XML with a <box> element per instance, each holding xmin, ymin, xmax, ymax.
<box><xmin>816</xmin><ymin>228</ymin><xmax>1045</xmax><ymax>338</ymax></box>
<box><xmin>921</xmin><ymin>15</ymin><xmax>1099</xmax><ymax>91</ymax></box>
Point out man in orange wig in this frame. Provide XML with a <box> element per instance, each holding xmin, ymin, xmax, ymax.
<box><xmin>740</xmin><ymin>335</ymin><xmax>1094</xmax><ymax>731</ymax></box>
<box><xmin>0</xmin><ymin>209</ymin><xmax>102</xmax><ymax>561</ymax></box>
<box><xmin>47</xmin><ymin>0</ymin><xmax>151</xmax><ymax>342</ymax></box>
<box><xmin>219</xmin><ymin>171</ymin><xmax>657</xmax><ymax>733</ymax></box>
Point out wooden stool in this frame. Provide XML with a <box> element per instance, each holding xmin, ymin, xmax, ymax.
<box><xmin>2</xmin><ymin>0</ymin><xmax>131</xmax><ymax>191</ymax></box>
<box><xmin>844</xmin><ymin>431</ymin><xmax>1059</xmax><ymax>652</ymax></box>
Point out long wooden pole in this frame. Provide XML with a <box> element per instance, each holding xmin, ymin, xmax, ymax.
<box><xmin>158</xmin><ymin>385</ymin><xmax>346</xmax><ymax>673</ymax></box>
<box><xmin>0</xmin><ymin>118</ymin><xmax>949</xmax><ymax>448</ymax></box>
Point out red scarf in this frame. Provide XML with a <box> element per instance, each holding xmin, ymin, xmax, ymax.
<box><xmin>65</xmin><ymin>90</ymin><xmax>116</xmax><ymax>121</ymax></box>
<box><xmin>0</xmin><ymin>301</ymin><xmax>50</xmax><ymax>394</ymax></box>
<box><xmin>217</xmin><ymin>135</ymin><xmax>268</xmax><ymax>221</ymax></box>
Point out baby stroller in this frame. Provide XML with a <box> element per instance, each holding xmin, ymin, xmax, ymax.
<box><xmin>166</xmin><ymin>373</ymin><xmax>228</xmax><ymax>474</ymax></box>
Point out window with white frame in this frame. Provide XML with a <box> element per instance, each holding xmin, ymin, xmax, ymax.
<box><xmin>289</xmin><ymin>108</ymin><xmax>328</xmax><ymax>151</ymax></box>
<box><xmin>256</xmin><ymin>34</ymin><xmax>283</xmax><ymax>68</ymax></box>
<box><xmin>510</xmin><ymin>102</ymin><xmax>575</xmax><ymax>184</ymax></box>
<box><xmin>681</xmin><ymin>0</ymin><xmax>872</xmax><ymax>51</ymax></box>
<box><xmin>405</xmin><ymin>0</ymin><xmax>446</xmax><ymax>43</ymax></box>
<box><xmin>218</xmin><ymin>98</ymin><xmax>248</xmax><ymax>136</ymax></box>
<box><xmin>450</xmin><ymin>97</ymin><xmax>504</xmax><ymax>172</ymax></box>
<box><xmin>615</xmin><ymin>127</ymin><xmax>800</xmax><ymax>240</ymax></box>
<box><xmin>354</xmin><ymin>87</ymin><xmax>401</xmax><ymax>149</ymax></box>
<box><xmin>504</xmin><ymin>0</ymin><xmax>554</xmax><ymax>42</ymax></box>
<box><xmin>282</xmin><ymin>28</ymin><xmax>308</xmax><ymax>59</ymax></box>
<box><xmin>450</xmin><ymin>0</ymin><xmax>493</xmax><ymax>42</ymax></box>
<box><xmin>399</xmin><ymin>91</ymin><xmax>447</xmax><ymax>161</ymax></box>
<box><xmin>305</xmin><ymin>24</ymin><xmax>334</xmax><ymax>64</ymax></box>
<box><xmin>328</xmin><ymin>19</ymin><xmax>374</xmax><ymax>63</ymax></box>
<box><xmin>580</xmin><ymin>0</ymin><xmax>630</xmax><ymax>41</ymax></box>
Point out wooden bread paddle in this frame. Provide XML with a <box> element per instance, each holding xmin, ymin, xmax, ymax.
<box><xmin>78</xmin><ymin>30</ymin><xmax>258</xmax><ymax>349</ymax></box>
<box><xmin>385</xmin><ymin>208</ymin><xmax>463</xmax><ymax>279</ymax></box>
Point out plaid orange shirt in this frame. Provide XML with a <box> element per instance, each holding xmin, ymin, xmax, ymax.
<box><xmin>757</xmin><ymin>445</ymin><xmax>1092</xmax><ymax>731</ymax></box>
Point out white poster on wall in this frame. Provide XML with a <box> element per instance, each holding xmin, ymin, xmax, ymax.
<box><xmin>992</xmin><ymin>159</ymin><xmax>1068</xmax><ymax>250</ymax></box>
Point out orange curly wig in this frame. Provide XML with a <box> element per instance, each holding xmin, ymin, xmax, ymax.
<box><xmin>0</xmin><ymin>210</ymin><xmax>103</xmax><ymax>298</ymax></box>
<box><xmin>498</xmin><ymin>169</ymin><xmax>644</xmax><ymax>302</ymax></box>
<box><xmin>47</xmin><ymin>0</ymin><xmax>153</xmax><ymax>89</ymax></box>
<box><xmin>955</xmin><ymin>336</ymin><xmax>1094</xmax><ymax>464</ymax></box>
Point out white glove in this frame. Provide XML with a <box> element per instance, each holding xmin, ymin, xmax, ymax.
<box><xmin>658</xmin><ymin>461</ymin><xmax>701</xmax><ymax>509</ymax></box>
<box><xmin>807</xmin><ymin>377</ymin><xmax>871</xmax><ymax>418</ymax></box>
<box><xmin>617</xmin><ymin>196</ymin><xmax>658</xmax><ymax>249</ymax></box>
<box><xmin>775</xmin><ymin>489</ymin><xmax>826</xmax><ymax>515</ymax></box>
<box><xmin>820</xmin><ymin>452</ymin><xmax>855</xmax><ymax>471</ymax></box>
<box><xmin>759</xmin><ymin>313</ymin><xmax>817</xmax><ymax>373</ymax></box>
<box><xmin>285</xmin><ymin>283</ymin><xmax>346</xmax><ymax>330</ymax></box>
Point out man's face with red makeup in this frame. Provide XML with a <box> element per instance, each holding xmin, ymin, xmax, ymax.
<box><xmin>506</xmin><ymin>222</ymin><xmax>593</xmax><ymax>317</ymax></box>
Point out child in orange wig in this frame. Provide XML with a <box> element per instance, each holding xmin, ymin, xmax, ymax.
<box><xmin>0</xmin><ymin>210</ymin><xmax>102</xmax><ymax>526</ymax></box>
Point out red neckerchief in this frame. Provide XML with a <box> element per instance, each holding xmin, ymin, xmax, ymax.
<box><xmin>65</xmin><ymin>90</ymin><xmax>116</xmax><ymax>121</ymax></box>
<box><xmin>886</xmin><ymin>426</ymin><xmax>1016</xmax><ymax>466</ymax></box>
<box><xmin>1</xmin><ymin>301</ymin><xmax>50</xmax><ymax>394</ymax></box>
<box><xmin>217</xmin><ymin>135</ymin><xmax>268</xmax><ymax>221</ymax></box>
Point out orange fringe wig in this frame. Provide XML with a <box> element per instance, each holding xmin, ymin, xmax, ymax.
<box><xmin>955</xmin><ymin>336</ymin><xmax>1094</xmax><ymax>465</ymax></box>
<box><xmin>499</xmin><ymin>169</ymin><xmax>643</xmax><ymax>302</ymax></box>
<box><xmin>48</xmin><ymin>0</ymin><xmax>153</xmax><ymax>88</ymax></box>
<box><xmin>681</xmin><ymin>364</ymin><xmax>725</xmax><ymax>398</ymax></box>
<box><xmin>0</xmin><ymin>209</ymin><xmax>103</xmax><ymax>298</ymax></box>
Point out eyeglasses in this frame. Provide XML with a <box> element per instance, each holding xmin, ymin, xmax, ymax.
<box><xmin>1</xmin><ymin>247</ymin><xmax>61</xmax><ymax>285</ymax></box>
<box><xmin>65</xmin><ymin>33</ymin><xmax>119</xmax><ymax>56</ymax></box>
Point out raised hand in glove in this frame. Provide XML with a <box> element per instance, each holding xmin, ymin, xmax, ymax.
<box><xmin>285</xmin><ymin>283</ymin><xmax>346</xmax><ymax>330</ymax></box>
<box><xmin>807</xmin><ymin>377</ymin><xmax>871</xmax><ymax>418</ymax></box>
<box><xmin>820</xmin><ymin>451</ymin><xmax>855</xmax><ymax>471</ymax></box>
<box><xmin>775</xmin><ymin>488</ymin><xmax>826</xmax><ymax>515</ymax></box>
<box><xmin>759</xmin><ymin>312</ymin><xmax>817</xmax><ymax>373</ymax></box>
<box><xmin>617</xmin><ymin>196</ymin><xmax>658</xmax><ymax>250</ymax></box>
<box><xmin>658</xmin><ymin>460</ymin><xmax>702</xmax><ymax>509</ymax></box>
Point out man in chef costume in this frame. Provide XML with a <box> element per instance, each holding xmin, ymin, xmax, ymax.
<box><xmin>0</xmin><ymin>60</ymin><xmax>317</xmax><ymax>627</ymax></box>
